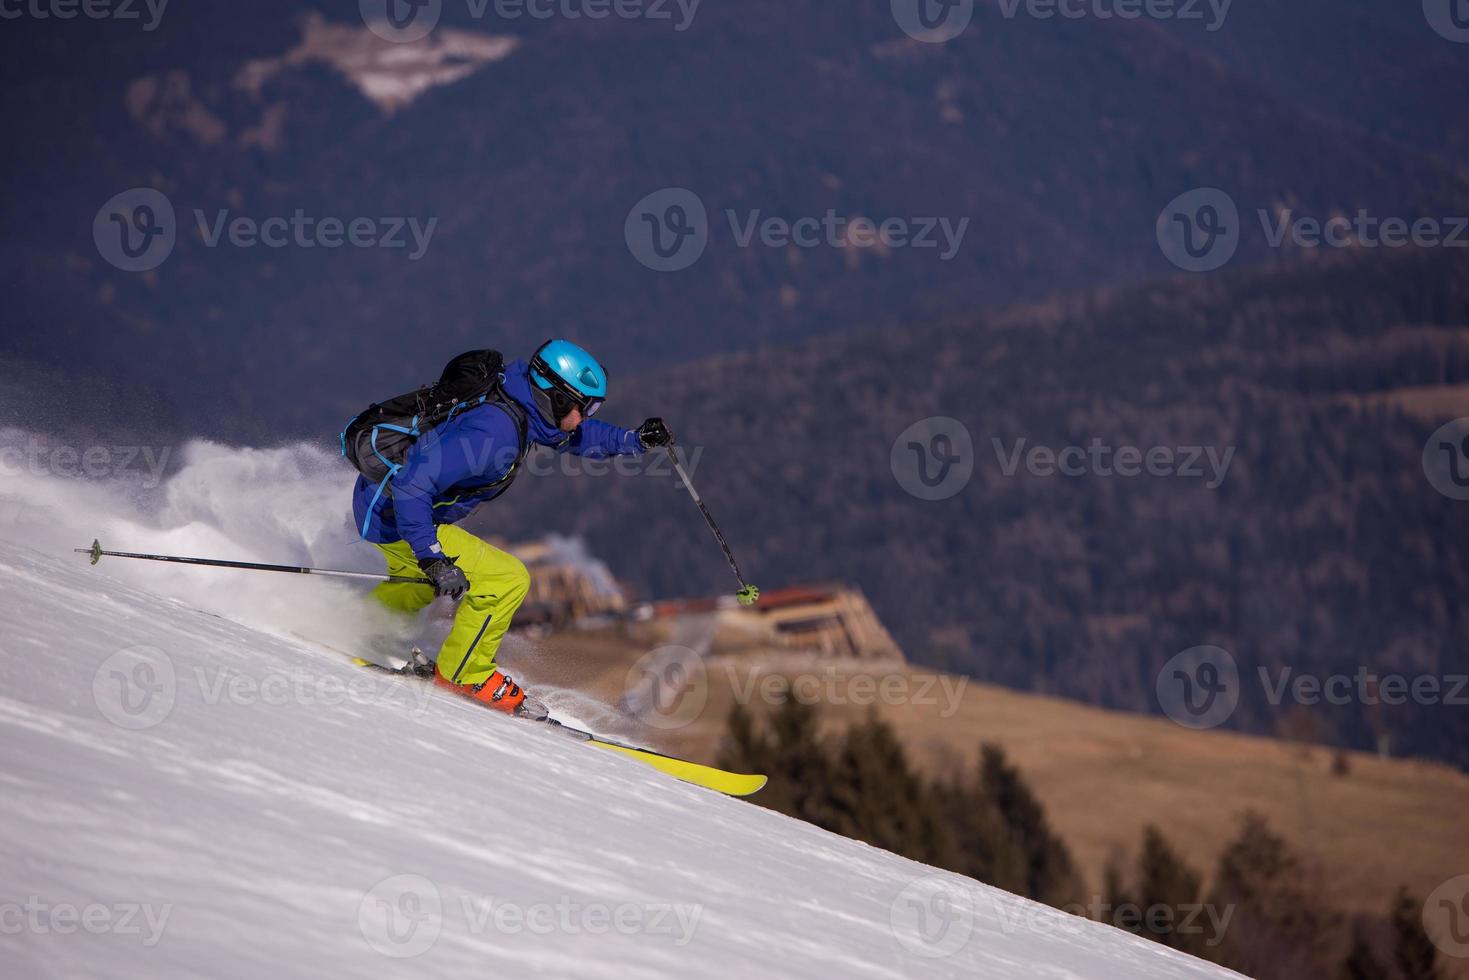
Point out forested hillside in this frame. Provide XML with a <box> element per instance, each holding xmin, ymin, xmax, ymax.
<box><xmin>491</xmin><ymin>246</ymin><xmax>1469</xmax><ymax>768</ymax></box>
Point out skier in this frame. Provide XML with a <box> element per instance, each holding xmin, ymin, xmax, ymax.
<box><xmin>351</xmin><ymin>339</ymin><xmax>673</xmax><ymax>717</ymax></box>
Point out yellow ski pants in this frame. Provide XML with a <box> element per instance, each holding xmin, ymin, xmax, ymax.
<box><xmin>372</xmin><ymin>525</ymin><xmax>531</xmax><ymax>687</ymax></box>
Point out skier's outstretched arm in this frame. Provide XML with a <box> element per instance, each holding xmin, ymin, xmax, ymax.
<box><xmin>562</xmin><ymin>419</ymin><xmax>647</xmax><ymax>459</ymax></box>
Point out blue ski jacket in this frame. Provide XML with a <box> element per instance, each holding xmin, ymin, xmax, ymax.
<box><xmin>352</xmin><ymin>358</ymin><xmax>645</xmax><ymax>560</ymax></box>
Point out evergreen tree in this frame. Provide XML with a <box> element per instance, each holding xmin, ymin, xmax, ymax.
<box><xmin>1337</xmin><ymin>919</ymin><xmax>1383</xmax><ymax>980</ymax></box>
<box><xmin>718</xmin><ymin>694</ymin><xmax>839</xmax><ymax>827</ymax></box>
<box><xmin>1391</xmin><ymin>887</ymin><xmax>1444</xmax><ymax>980</ymax></box>
<box><xmin>1207</xmin><ymin>812</ymin><xmax>1335</xmax><ymax>980</ymax></box>
<box><xmin>931</xmin><ymin>776</ymin><xmax>1027</xmax><ymax>895</ymax></box>
<box><xmin>827</xmin><ymin>711</ymin><xmax>959</xmax><ymax>870</ymax></box>
<box><xmin>1134</xmin><ymin>825</ymin><xmax>1208</xmax><ymax>957</ymax></box>
<box><xmin>979</xmin><ymin>743</ymin><xmax>1082</xmax><ymax>908</ymax></box>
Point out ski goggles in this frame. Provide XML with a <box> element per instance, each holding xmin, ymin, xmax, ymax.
<box><xmin>530</xmin><ymin>361</ymin><xmax>604</xmax><ymax>420</ymax></box>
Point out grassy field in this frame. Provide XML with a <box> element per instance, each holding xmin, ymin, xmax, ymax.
<box><xmin>510</xmin><ymin>623</ymin><xmax>1469</xmax><ymax>923</ymax></box>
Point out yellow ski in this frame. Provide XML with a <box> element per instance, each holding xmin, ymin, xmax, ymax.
<box><xmin>586</xmin><ymin>740</ymin><xmax>768</xmax><ymax>797</ymax></box>
<box><xmin>347</xmin><ymin>653</ymin><xmax>767</xmax><ymax>796</ymax></box>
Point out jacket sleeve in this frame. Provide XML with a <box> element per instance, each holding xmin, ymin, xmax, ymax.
<box><xmin>561</xmin><ymin>419</ymin><xmax>646</xmax><ymax>459</ymax></box>
<box><xmin>392</xmin><ymin>410</ymin><xmax>522</xmax><ymax>561</ymax></box>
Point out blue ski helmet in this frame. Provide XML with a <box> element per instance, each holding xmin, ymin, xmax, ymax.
<box><xmin>528</xmin><ymin>339</ymin><xmax>607</xmax><ymax>424</ymax></box>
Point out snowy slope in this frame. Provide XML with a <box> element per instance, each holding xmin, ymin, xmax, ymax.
<box><xmin>0</xmin><ymin>439</ymin><xmax>1245</xmax><ymax>979</ymax></box>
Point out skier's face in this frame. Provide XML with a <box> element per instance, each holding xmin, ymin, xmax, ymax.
<box><xmin>559</xmin><ymin>407</ymin><xmax>583</xmax><ymax>432</ymax></box>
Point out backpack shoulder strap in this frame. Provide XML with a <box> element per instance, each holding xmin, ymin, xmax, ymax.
<box><xmin>492</xmin><ymin>387</ymin><xmax>529</xmax><ymax>460</ymax></box>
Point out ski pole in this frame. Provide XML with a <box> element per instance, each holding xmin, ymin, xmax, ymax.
<box><xmin>665</xmin><ymin>446</ymin><xmax>760</xmax><ymax>606</ymax></box>
<box><xmin>74</xmin><ymin>539</ymin><xmax>431</xmax><ymax>585</ymax></box>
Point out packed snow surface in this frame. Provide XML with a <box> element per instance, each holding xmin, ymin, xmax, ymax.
<box><xmin>0</xmin><ymin>437</ymin><xmax>1244</xmax><ymax>978</ymax></box>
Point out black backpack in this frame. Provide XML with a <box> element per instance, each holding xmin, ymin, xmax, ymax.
<box><xmin>340</xmin><ymin>349</ymin><xmax>528</xmax><ymax>486</ymax></box>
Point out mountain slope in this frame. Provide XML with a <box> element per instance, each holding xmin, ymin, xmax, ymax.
<box><xmin>0</xmin><ymin>539</ymin><xmax>1242</xmax><ymax>979</ymax></box>
<box><xmin>489</xmin><ymin>246</ymin><xmax>1469</xmax><ymax>769</ymax></box>
<box><xmin>4</xmin><ymin>1</ymin><xmax>1468</xmax><ymax>436</ymax></box>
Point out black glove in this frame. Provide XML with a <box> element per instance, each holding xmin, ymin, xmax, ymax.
<box><xmin>637</xmin><ymin>417</ymin><xmax>674</xmax><ymax>449</ymax></box>
<box><xmin>418</xmin><ymin>557</ymin><xmax>469</xmax><ymax>600</ymax></box>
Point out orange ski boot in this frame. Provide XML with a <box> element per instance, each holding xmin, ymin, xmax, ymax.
<box><xmin>436</xmin><ymin>669</ymin><xmax>546</xmax><ymax>720</ymax></box>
